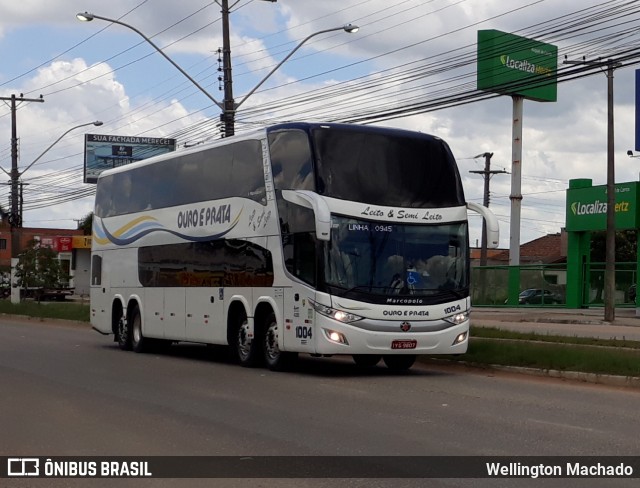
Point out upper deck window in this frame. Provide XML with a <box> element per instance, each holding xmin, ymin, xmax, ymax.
<box><xmin>95</xmin><ymin>139</ymin><xmax>264</xmax><ymax>218</ymax></box>
<box><xmin>312</xmin><ymin>127</ymin><xmax>465</xmax><ymax>208</ymax></box>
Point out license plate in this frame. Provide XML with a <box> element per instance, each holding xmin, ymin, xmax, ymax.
<box><xmin>391</xmin><ymin>340</ymin><xmax>417</xmax><ymax>350</ymax></box>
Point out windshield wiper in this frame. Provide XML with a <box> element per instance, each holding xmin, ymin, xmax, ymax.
<box><xmin>400</xmin><ymin>287</ymin><xmax>466</xmax><ymax>299</ymax></box>
<box><xmin>334</xmin><ymin>285</ymin><xmax>385</xmax><ymax>297</ymax></box>
<box><xmin>435</xmin><ymin>288</ymin><xmax>466</xmax><ymax>299</ymax></box>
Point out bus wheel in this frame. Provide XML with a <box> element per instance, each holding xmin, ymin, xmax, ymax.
<box><xmin>130</xmin><ymin>306</ymin><xmax>147</xmax><ymax>353</ymax></box>
<box><xmin>232</xmin><ymin>311</ymin><xmax>260</xmax><ymax>367</ymax></box>
<box><xmin>383</xmin><ymin>355</ymin><xmax>416</xmax><ymax>371</ymax></box>
<box><xmin>263</xmin><ymin>313</ymin><xmax>296</xmax><ymax>371</ymax></box>
<box><xmin>353</xmin><ymin>355</ymin><xmax>381</xmax><ymax>368</ymax></box>
<box><xmin>117</xmin><ymin>311</ymin><xmax>132</xmax><ymax>351</ymax></box>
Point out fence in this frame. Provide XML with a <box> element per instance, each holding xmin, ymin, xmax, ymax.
<box><xmin>471</xmin><ymin>262</ymin><xmax>637</xmax><ymax>308</ymax></box>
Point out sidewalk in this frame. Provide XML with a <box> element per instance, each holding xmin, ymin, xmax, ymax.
<box><xmin>471</xmin><ymin>307</ymin><xmax>640</xmax><ymax>341</ymax></box>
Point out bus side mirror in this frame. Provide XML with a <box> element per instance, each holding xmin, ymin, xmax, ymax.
<box><xmin>281</xmin><ymin>190</ymin><xmax>331</xmax><ymax>241</ymax></box>
<box><xmin>466</xmin><ymin>202</ymin><xmax>500</xmax><ymax>248</ymax></box>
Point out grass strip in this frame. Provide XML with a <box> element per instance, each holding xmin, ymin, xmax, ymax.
<box><xmin>471</xmin><ymin>325</ymin><xmax>640</xmax><ymax>349</ymax></box>
<box><xmin>0</xmin><ymin>300</ymin><xmax>90</xmax><ymax>322</ymax></box>
<box><xmin>440</xmin><ymin>338</ymin><xmax>640</xmax><ymax>377</ymax></box>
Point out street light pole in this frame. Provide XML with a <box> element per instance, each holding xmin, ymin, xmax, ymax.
<box><xmin>21</xmin><ymin>121</ymin><xmax>103</xmax><ymax>176</ymax></box>
<box><xmin>234</xmin><ymin>24</ymin><xmax>360</xmax><ymax>111</ymax></box>
<box><xmin>77</xmin><ymin>11</ymin><xmax>358</xmax><ymax>138</ymax></box>
<box><xmin>76</xmin><ymin>12</ymin><xmax>224</xmax><ymax>111</ymax></box>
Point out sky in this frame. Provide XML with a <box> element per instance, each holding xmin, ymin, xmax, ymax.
<box><xmin>1</xmin><ymin>0</ymin><xmax>640</xmax><ymax>250</ymax></box>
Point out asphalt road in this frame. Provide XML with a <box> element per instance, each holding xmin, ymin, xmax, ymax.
<box><xmin>1</xmin><ymin>317</ymin><xmax>639</xmax><ymax>488</ymax></box>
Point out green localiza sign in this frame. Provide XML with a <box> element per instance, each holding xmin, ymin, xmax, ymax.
<box><xmin>566</xmin><ymin>180</ymin><xmax>640</xmax><ymax>232</ymax></box>
<box><xmin>477</xmin><ymin>30</ymin><xmax>557</xmax><ymax>102</ymax></box>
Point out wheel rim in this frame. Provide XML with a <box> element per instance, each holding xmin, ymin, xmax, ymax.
<box><xmin>237</xmin><ymin>320</ymin><xmax>251</xmax><ymax>361</ymax></box>
<box><xmin>264</xmin><ymin>321</ymin><xmax>280</xmax><ymax>361</ymax></box>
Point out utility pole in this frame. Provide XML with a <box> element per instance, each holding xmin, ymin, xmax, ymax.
<box><xmin>1</xmin><ymin>94</ymin><xmax>44</xmax><ymax>231</ymax></box>
<box><xmin>220</xmin><ymin>0</ymin><xmax>235</xmax><ymax>137</ymax></box>
<box><xmin>564</xmin><ymin>57</ymin><xmax>620</xmax><ymax>322</ymax></box>
<box><xmin>218</xmin><ymin>0</ymin><xmax>277</xmax><ymax>137</ymax></box>
<box><xmin>1</xmin><ymin>93</ymin><xmax>44</xmax><ymax>304</ymax></box>
<box><xmin>470</xmin><ymin>152</ymin><xmax>507</xmax><ymax>266</ymax></box>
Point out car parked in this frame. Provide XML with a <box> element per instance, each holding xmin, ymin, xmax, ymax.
<box><xmin>518</xmin><ymin>288</ymin><xmax>563</xmax><ymax>305</ymax></box>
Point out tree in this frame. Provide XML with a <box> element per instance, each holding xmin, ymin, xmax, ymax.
<box><xmin>15</xmin><ymin>240</ymin><xmax>69</xmax><ymax>299</ymax></box>
<box><xmin>590</xmin><ymin>230</ymin><xmax>637</xmax><ymax>262</ymax></box>
<box><xmin>589</xmin><ymin>230</ymin><xmax>637</xmax><ymax>303</ymax></box>
<box><xmin>77</xmin><ymin>212</ymin><xmax>93</xmax><ymax>236</ymax></box>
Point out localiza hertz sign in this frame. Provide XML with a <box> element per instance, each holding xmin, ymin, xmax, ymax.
<box><xmin>565</xmin><ymin>181</ymin><xmax>638</xmax><ymax>232</ymax></box>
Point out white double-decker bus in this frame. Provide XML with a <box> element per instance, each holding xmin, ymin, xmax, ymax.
<box><xmin>91</xmin><ymin>122</ymin><xmax>498</xmax><ymax>371</ymax></box>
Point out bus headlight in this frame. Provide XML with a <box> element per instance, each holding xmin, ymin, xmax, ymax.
<box><xmin>309</xmin><ymin>299</ymin><xmax>363</xmax><ymax>324</ymax></box>
<box><xmin>444</xmin><ymin>311</ymin><xmax>469</xmax><ymax>326</ymax></box>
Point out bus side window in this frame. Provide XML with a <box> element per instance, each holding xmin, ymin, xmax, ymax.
<box><xmin>280</xmin><ymin>201</ymin><xmax>317</xmax><ymax>286</ymax></box>
<box><xmin>268</xmin><ymin>130</ymin><xmax>314</xmax><ymax>191</ymax></box>
<box><xmin>230</xmin><ymin>140</ymin><xmax>266</xmax><ymax>204</ymax></box>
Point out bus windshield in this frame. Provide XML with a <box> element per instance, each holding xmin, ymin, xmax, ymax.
<box><xmin>323</xmin><ymin>216</ymin><xmax>468</xmax><ymax>304</ymax></box>
<box><xmin>312</xmin><ymin>126</ymin><xmax>465</xmax><ymax>208</ymax></box>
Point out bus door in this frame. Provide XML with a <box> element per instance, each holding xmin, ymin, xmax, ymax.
<box><xmin>89</xmin><ymin>252</ymin><xmax>110</xmax><ymax>334</ymax></box>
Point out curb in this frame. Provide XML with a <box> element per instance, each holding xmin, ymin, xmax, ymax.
<box><xmin>484</xmin><ymin>364</ymin><xmax>640</xmax><ymax>389</ymax></box>
<box><xmin>0</xmin><ymin>312</ymin><xmax>89</xmax><ymax>327</ymax></box>
<box><xmin>473</xmin><ymin>317</ymin><xmax>630</xmax><ymax>326</ymax></box>
<box><xmin>425</xmin><ymin>358</ymin><xmax>640</xmax><ymax>389</ymax></box>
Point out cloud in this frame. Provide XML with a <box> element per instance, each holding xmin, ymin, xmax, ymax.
<box><xmin>0</xmin><ymin>0</ymin><xmax>637</xmax><ymax>249</ymax></box>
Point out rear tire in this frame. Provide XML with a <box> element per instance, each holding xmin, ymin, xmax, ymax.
<box><xmin>130</xmin><ymin>305</ymin><xmax>147</xmax><ymax>353</ymax></box>
<box><xmin>231</xmin><ymin>310</ymin><xmax>261</xmax><ymax>367</ymax></box>
<box><xmin>353</xmin><ymin>355</ymin><xmax>381</xmax><ymax>368</ymax></box>
<box><xmin>263</xmin><ymin>313</ymin><xmax>297</xmax><ymax>371</ymax></box>
<box><xmin>383</xmin><ymin>355</ymin><xmax>416</xmax><ymax>371</ymax></box>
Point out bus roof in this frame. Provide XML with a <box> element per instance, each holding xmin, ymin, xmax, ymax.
<box><xmin>95</xmin><ymin>122</ymin><xmax>445</xmax><ymax>182</ymax></box>
<box><xmin>266</xmin><ymin>122</ymin><xmax>443</xmax><ymax>142</ymax></box>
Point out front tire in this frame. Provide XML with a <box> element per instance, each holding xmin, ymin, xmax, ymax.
<box><xmin>383</xmin><ymin>355</ymin><xmax>416</xmax><ymax>371</ymax></box>
<box><xmin>353</xmin><ymin>355</ymin><xmax>381</xmax><ymax>368</ymax></box>
<box><xmin>263</xmin><ymin>313</ymin><xmax>296</xmax><ymax>371</ymax></box>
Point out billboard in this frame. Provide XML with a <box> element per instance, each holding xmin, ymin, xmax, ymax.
<box><xmin>83</xmin><ymin>134</ymin><xmax>176</xmax><ymax>183</ymax></box>
<box><xmin>72</xmin><ymin>236</ymin><xmax>92</xmax><ymax>249</ymax></box>
<box><xmin>566</xmin><ymin>181</ymin><xmax>639</xmax><ymax>232</ymax></box>
<box><xmin>477</xmin><ymin>30</ymin><xmax>557</xmax><ymax>102</ymax></box>
<box><xmin>39</xmin><ymin>236</ymin><xmax>74</xmax><ymax>252</ymax></box>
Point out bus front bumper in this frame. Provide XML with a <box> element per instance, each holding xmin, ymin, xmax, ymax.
<box><xmin>312</xmin><ymin>316</ymin><xmax>469</xmax><ymax>356</ymax></box>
